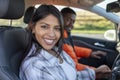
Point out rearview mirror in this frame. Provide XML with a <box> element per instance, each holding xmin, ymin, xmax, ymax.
<box><xmin>104</xmin><ymin>30</ymin><xmax>116</xmax><ymax>41</ymax></box>
<box><xmin>106</xmin><ymin>1</ymin><xmax>120</xmax><ymax>13</ymax></box>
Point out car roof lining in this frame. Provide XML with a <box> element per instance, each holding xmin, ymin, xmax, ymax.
<box><xmin>25</xmin><ymin>0</ymin><xmax>103</xmax><ymax>9</ymax></box>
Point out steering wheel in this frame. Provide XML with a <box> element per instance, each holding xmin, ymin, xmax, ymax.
<box><xmin>111</xmin><ymin>54</ymin><xmax>120</xmax><ymax>80</ymax></box>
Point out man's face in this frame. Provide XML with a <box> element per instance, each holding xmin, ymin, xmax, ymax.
<box><xmin>63</xmin><ymin>13</ymin><xmax>76</xmax><ymax>32</ymax></box>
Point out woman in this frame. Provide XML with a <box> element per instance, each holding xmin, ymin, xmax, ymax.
<box><xmin>19</xmin><ymin>4</ymin><xmax>95</xmax><ymax>80</ymax></box>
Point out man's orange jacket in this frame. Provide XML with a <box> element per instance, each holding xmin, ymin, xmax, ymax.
<box><xmin>63</xmin><ymin>30</ymin><xmax>94</xmax><ymax>71</ymax></box>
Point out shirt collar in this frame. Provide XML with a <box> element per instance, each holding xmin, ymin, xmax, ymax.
<box><xmin>40</xmin><ymin>49</ymin><xmax>59</xmax><ymax>65</ymax></box>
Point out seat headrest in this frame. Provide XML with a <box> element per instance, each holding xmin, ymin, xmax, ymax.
<box><xmin>24</xmin><ymin>6</ymin><xmax>35</xmax><ymax>24</ymax></box>
<box><xmin>0</xmin><ymin>0</ymin><xmax>25</xmax><ymax>19</ymax></box>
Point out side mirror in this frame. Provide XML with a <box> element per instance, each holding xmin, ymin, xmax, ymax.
<box><xmin>104</xmin><ymin>30</ymin><xmax>116</xmax><ymax>41</ymax></box>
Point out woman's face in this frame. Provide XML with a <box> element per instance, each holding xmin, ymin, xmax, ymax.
<box><xmin>32</xmin><ymin>14</ymin><xmax>61</xmax><ymax>50</ymax></box>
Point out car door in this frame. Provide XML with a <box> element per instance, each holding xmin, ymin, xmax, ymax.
<box><xmin>72</xmin><ymin>35</ymin><xmax>118</xmax><ymax>68</ymax></box>
<box><xmin>71</xmin><ymin>9</ymin><xmax>119</xmax><ymax>69</ymax></box>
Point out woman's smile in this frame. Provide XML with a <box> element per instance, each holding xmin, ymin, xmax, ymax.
<box><xmin>44</xmin><ymin>38</ymin><xmax>55</xmax><ymax>45</ymax></box>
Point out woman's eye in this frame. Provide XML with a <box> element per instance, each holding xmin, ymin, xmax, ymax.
<box><xmin>55</xmin><ymin>27</ymin><xmax>61</xmax><ymax>31</ymax></box>
<box><xmin>41</xmin><ymin>25</ymin><xmax>48</xmax><ymax>29</ymax></box>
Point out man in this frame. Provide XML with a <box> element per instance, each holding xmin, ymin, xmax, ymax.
<box><xmin>61</xmin><ymin>7</ymin><xmax>111</xmax><ymax>79</ymax></box>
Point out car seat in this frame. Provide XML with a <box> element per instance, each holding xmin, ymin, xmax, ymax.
<box><xmin>0</xmin><ymin>0</ymin><xmax>30</xmax><ymax>80</ymax></box>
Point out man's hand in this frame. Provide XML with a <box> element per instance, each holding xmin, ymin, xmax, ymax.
<box><xmin>90</xmin><ymin>50</ymin><xmax>107</xmax><ymax>59</ymax></box>
<box><xmin>95</xmin><ymin>65</ymin><xmax>111</xmax><ymax>79</ymax></box>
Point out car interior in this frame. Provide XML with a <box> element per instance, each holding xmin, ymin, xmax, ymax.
<box><xmin>0</xmin><ymin>0</ymin><xmax>120</xmax><ymax>80</ymax></box>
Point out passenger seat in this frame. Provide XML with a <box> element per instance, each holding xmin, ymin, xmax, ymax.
<box><xmin>0</xmin><ymin>0</ymin><xmax>30</xmax><ymax>80</ymax></box>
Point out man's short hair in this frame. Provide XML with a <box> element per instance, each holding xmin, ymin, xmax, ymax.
<box><xmin>61</xmin><ymin>7</ymin><xmax>76</xmax><ymax>16</ymax></box>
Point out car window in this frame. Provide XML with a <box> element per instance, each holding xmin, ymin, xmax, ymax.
<box><xmin>71</xmin><ymin>9</ymin><xmax>116</xmax><ymax>41</ymax></box>
<box><xmin>0</xmin><ymin>17</ymin><xmax>27</xmax><ymax>27</ymax></box>
<box><xmin>0</xmin><ymin>19</ymin><xmax>11</xmax><ymax>26</ymax></box>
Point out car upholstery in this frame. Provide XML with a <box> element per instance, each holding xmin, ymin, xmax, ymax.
<box><xmin>0</xmin><ymin>0</ymin><xmax>30</xmax><ymax>80</ymax></box>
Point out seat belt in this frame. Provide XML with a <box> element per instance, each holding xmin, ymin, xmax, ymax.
<box><xmin>68</xmin><ymin>32</ymin><xmax>76</xmax><ymax>52</ymax></box>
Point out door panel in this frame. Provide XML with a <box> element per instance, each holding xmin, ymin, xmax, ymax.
<box><xmin>72</xmin><ymin>35</ymin><xmax>119</xmax><ymax>69</ymax></box>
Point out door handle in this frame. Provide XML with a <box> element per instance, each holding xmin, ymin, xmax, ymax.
<box><xmin>94</xmin><ymin>42</ymin><xmax>105</xmax><ymax>47</ymax></box>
